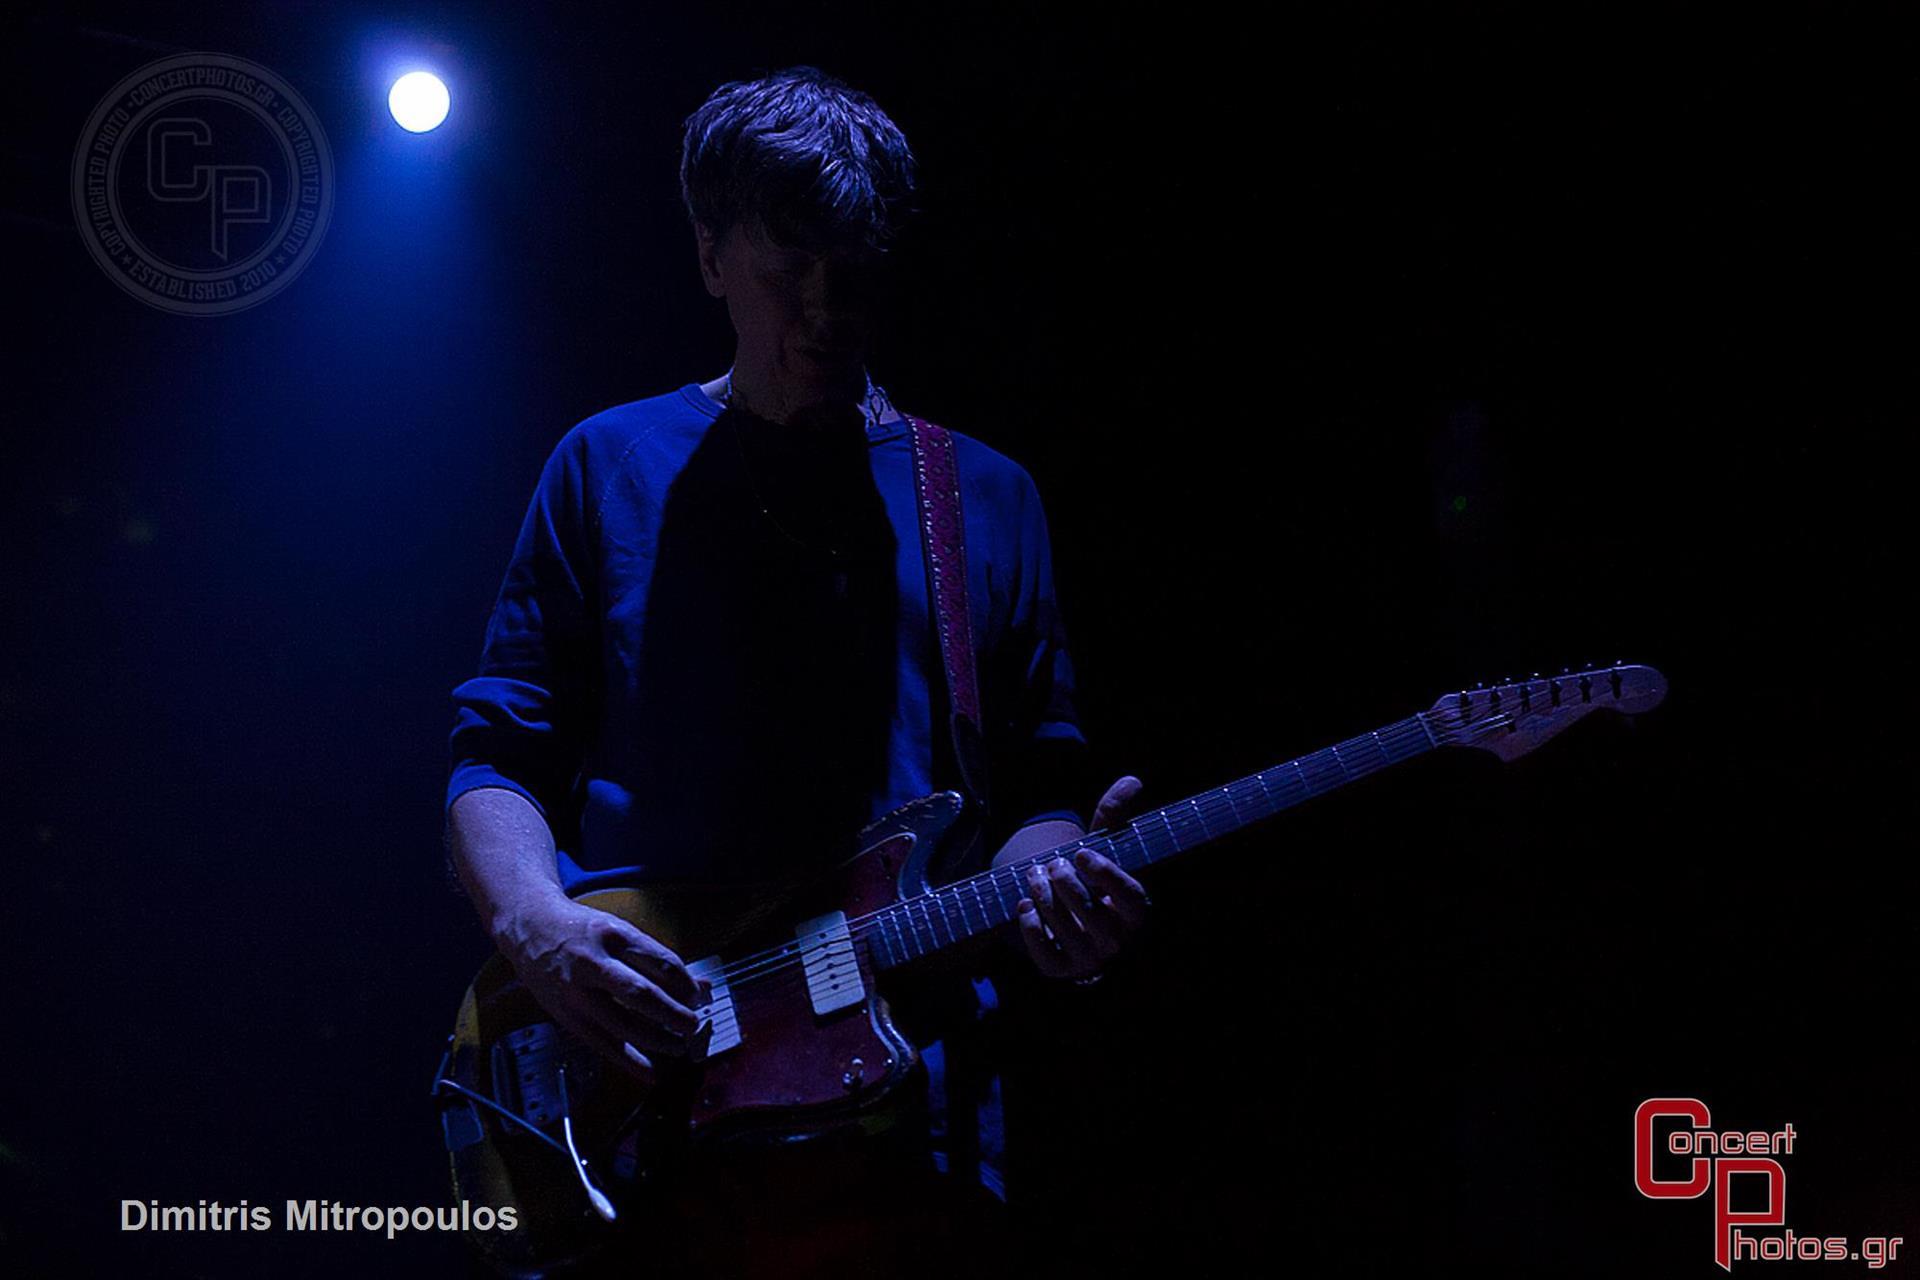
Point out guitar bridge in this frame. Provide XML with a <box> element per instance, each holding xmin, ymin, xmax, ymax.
<box><xmin>491</xmin><ymin>1022</ymin><xmax>592</xmax><ymax>1128</ymax></box>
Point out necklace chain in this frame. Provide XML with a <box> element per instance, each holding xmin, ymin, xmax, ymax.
<box><xmin>720</xmin><ymin>366</ymin><xmax>894</xmax><ymax>562</ymax></box>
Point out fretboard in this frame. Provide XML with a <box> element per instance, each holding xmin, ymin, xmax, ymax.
<box><xmin>867</xmin><ymin>711</ymin><xmax>1438</xmax><ymax>970</ymax></box>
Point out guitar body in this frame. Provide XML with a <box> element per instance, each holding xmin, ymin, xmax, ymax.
<box><xmin>438</xmin><ymin>791</ymin><xmax>977</xmax><ymax>1278</ymax></box>
<box><xmin>434</xmin><ymin>663</ymin><xmax>1670</xmax><ymax>1276</ymax></box>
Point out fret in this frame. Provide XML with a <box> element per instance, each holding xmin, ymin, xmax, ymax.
<box><xmin>956</xmin><ymin>890</ymin><xmax>983</xmax><ymax>940</ymax></box>
<box><xmin>1149</xmin><ymin>810</ymin><xmax>1173</xmax><ymax>853</ymax></box>
<box><xmin>1308</xmin><ymin>750</ymin><xmax>1346</xmax><ymax>788</ymax></box>
<box><xmin>889</xmin><ymin>909</ymin><xmax>919</xmax><ymax>962</ymax></box>
<box><xmin>1367</xmin><ymin>730</ymin><xmax>1393</xmax><ymax>769</ymax></box>
<box><xmin>1284</xmin><ymin>760</ymin><xmax>1316</xmax><ymax>797</ymax></box>
<box><xmin>1413</xmin><ymin>711</ymin><xmax>1439</xmax><ymax>749</ymax></box>
<box><xmin>1240</xmin><ymin>775</ymin><xmax>1274</xmax><ymax>819</ymax></box>
<box><xmin>1373</xmin><ymin>725</ymin><xmax>1405</xmax><ymax>765</ymax></box>
<box><xmin>970</xmin><ymin>878</ymin><xmax>994</xmax><ymax>928</ymax></box>
<box><xmin>1156</xmin><ymin>808</ymin><xmax>1180</xmax><ymax>859</ymax></box>
<box><xmin>1220</xmin><ymin>780</ymin><xmax>1246</xmax><ymax>827</ymax></box>
<box><xmin>1383</xmin><ymin>718</ymin><xmax>1427</xmax><ymax>764</ymax></box>
<box><xmin>1265</xmin><ymin>767</ymin><xmax>1305</xmax><ymax>812</ymax></box>
<box><xmin>927</xmin><ymin>896</ymin><xmax>953</xmax><ymax>948</ymax></box>
<box><xmin>1339</xmin><ymin>734</ymin><xmax>1380</xmax><ymax>772</ymax></box>
<box><xmin>869</xmin><ymin>916</ymin><xmax>896</xmax><ymax>968</ymax></box>
<box><xmin>1016</xmin><ymin>862</ymin><xmax>1041</xmax><ymax>907</ymax></box>
<box><xmin>1187</xmin><ymin>796</ymin><xmax>1215</xmax><ymax>841</ymax></box>
<box><xmin>853</xmin><ymin>705</ymin><xmax>1465</xmax><ymax>970</ymax></box>
<box><xmin>979</xmin><ymin>870</ymin><xmax>1006</xmax><ymax>920</ymax></box>
<box><xmin>1171</xmin><ymin>808</ymin><xmax>1196</xmax><ymax>849</ymax></box>
<box><xmin>1129</xmin><ymin>816</ymin><xmax>1158</xmax><ymax>864</ymax></box>
<box><xmin>888</xmin><ymin>906</ymin><xmax>911</xmax><ymax>959</ymax></box>
<box><xmin>1329</xmin><ymin>743</ymin><xmax>1353</xmax><ymax>781</ymax></box>
<box><xmin>950</xmin><ymin>885</ymin><xmax>974</xmax><ymax>935</ymax></box>
<box><xmin>991</xmin><ymin>867</ymin><xmax>1021</xmax><ymax>915</ymax></box>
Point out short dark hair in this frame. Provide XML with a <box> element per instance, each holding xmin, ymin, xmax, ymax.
<box><xmin>679</xmin><ymin>66</ymin><xmax>918</xmax><ymax>256</ymax></box>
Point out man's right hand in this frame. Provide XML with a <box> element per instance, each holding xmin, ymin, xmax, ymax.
<box><xmin>490</xmin><ymin>894</ymin><xmax>712</xmax><ymax>1086</ymax></box>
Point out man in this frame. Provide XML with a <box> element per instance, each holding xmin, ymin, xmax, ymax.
<box><xmin>443</xmin><ymin>65</ymin><xmax>1148</xmax><ymax>1273</ymax></box>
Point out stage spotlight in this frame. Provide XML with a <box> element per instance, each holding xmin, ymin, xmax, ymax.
<box><xmin>388</xmin><ymin>71</ymin><xmax>450</xmax><ymax>132</ymax></box>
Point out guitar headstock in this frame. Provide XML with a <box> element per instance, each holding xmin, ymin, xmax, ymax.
<box><xmin>1426</xmin><ymin>663</ymin><xmax>1667</xmax><ymax>762</ymax></box>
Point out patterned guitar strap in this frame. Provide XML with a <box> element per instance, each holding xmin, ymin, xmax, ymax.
<box><xmin>904</xmin><ymin>412</ymin><xmax>1000</xmax><ymax>1195</ymax></box>
<box><xmin>904</xmin><ymin>414</ymin><xmax>992</xmax><ymax>882</ymax></box>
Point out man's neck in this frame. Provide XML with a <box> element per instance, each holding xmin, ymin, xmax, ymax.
<box><xmin>700</xmin><ymin>364</ymin><xmax>902</xmax><ymax>428</ymax></box>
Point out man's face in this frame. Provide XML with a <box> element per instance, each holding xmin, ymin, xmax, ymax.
<box><xmin>699</xmin><ymin>219</ymin><xmax>885</xmax><ymax>401</ymax></box>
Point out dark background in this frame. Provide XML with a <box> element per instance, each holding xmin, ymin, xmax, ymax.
<box><xmin>2</xmin><ymin>3</ymin><xmax>1910</xmax><ymax>1276</ymax></box>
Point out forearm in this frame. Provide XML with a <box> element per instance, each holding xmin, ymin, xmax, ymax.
<box><xmin>990</xmin><ymin>817</ymin><xmax>1084</xmax><ymax>953</ymax></box>
<box><xmin>444</xmin><ymin>786</ymin><xmax>572</xmax><ymax>943</ymax></box>
<box><xmin>992</xmin><ymin>818</ymin><xmax>1084</xmax><ymax>869</ymax></box>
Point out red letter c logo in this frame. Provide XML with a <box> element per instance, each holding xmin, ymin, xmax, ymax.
<box><xmin>1636</xmin><ymin>1098</ymin><xmax>1711</xmax><ymax>1199</ymax></box>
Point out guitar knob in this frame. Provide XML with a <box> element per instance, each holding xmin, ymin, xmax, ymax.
<box><xmin>843</xmin><ymin>1057</ymin><xmax>865</xmax><ymax>1090</ymax></box>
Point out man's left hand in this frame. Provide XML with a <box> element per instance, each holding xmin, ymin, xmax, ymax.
<box><xmin>1012</xmin><ymin>775</ymin><xmax>1151</xmax><ymax>981</ymax></box>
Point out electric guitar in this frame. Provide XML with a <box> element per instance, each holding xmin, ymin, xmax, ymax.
<box><xmin>433</xmin><ymin>663</ymin><xmax>1666</xmax><ymax>1276</ymax></box>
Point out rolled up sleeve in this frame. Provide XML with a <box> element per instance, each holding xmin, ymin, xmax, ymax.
<box><xmin>446</xmin><ymin>429</ymin><xmax>599</xmax><ymax>833</ymax></box>
<box><xmin>995</xmin><ymin>470</ymin><xmax>1094</xmax><ymax>833</ymax></box>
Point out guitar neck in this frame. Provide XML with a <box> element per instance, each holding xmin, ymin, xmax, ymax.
<box><xmin>867</xmin><ymin>711</ymin><xmax>1439</xmax><ymax>970</ymax></box>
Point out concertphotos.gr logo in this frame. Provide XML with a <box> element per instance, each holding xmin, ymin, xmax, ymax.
<box><xmin>70</xmin><ymin>52</ymin><xmax>334</xmax><ymax>316</ymax></box>
<box><xmin>1636</xmin><ymin>1098</ymin><xmax>1906</xmax><ymax>1271</ymax></box>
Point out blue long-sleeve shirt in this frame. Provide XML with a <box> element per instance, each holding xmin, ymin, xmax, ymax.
<box><xmin>445</xmin><ymin>381</ymin><xmax>1093</xmax><ymax>1198</ymax></box>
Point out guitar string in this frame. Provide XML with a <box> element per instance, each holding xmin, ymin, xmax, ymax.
<box><xmin>689</xmin><ymin>713</ymin><xmax>1445</xmax><ymax>991</ymax></box>
<box><xmin>469</xmin><ymin>693</ymin><xmax>1646</xmax><ymax>1152</ymax></box>
<box><xmin>681</xmin><ymin>702</ymin><xmax>1567</xmax><ymax>999</ymax></box>
<box><xmin>688</xmin><ymin>704</ymin><xmax>1561</xmax><ymax>998</ymax></box>
<box><xmin>675</xmin><ymin>702</ymin><xmax>1466</xmax><ymax>1020</ymax></box>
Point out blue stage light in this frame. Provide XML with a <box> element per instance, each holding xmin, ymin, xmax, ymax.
<box><xmin>388</xmin><ymin>71</ymin><xmax>450</xmax><ymax>133</ymax></box>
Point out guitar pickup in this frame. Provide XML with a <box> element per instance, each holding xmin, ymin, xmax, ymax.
<box><xmin>794</xmin><ymin>911</ymin><xmax>867</xmax><ymax>1017</ymax></box>
<box><xmin>687</xmin><ymin>956</ymin><xmax>743</xmax><ymax>1056</ymax></box>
